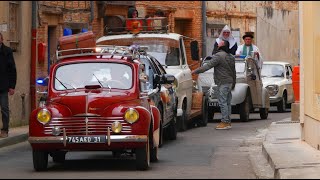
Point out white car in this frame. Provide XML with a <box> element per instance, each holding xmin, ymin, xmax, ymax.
<box><xmin>261</xmin><ymin>61</ymin><xmax>294</xmax><ymax>112</ymax></box>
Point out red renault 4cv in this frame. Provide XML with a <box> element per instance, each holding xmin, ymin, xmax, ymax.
<box><xmin>28</xmin><ymin>46</ymin><xmax>162</xmax><ymax>171</ymax></box>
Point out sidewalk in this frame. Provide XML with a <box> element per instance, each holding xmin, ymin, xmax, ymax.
<box><xmin>262</xmin><ymin>118</ymin><xmax>320</xmax><ymax>179</ymax></box>
<box><xmin>0</xmin><ymin>125</ymin><xmax>28</xmax><ymax>148</ymax></box>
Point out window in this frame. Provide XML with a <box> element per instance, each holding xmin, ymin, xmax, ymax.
<box><xmin>8</xmin><ymin>1</ymin><xmax>20</xmax><ymax>52</ymax></box>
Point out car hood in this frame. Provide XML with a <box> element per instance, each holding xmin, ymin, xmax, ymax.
<box><xmin>50</xmin><ymin>90</ymin><xmax>136</xmax><ymax>116</ymax></box>
<box><xmin>262</xmin><ymin>77</ymin><xmax>284</xmax><ymax>87</ymax></box>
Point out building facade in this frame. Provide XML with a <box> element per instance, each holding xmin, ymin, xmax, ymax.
<box><xmin>0</xmin><ymin>1</ymin><xmax>32</xmax><ymax>127</ymax></box>
<box><xmin>206</xmin><ymin>1</ymin><xmax>299</xmax><ymax>66</ymax></box>
<box><xmin>299</xmin><ymin>1</ymin><xmax>320</xmax><ymax>150</ymax></box>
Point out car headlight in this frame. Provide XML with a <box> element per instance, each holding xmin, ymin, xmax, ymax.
<box><xmin>124</xmin><ymin>108</ymin><xmax>139</xmax><ymax>124</ymax></box>
<box><xmin>36</xmin><ymin>109</ymin><xmax>51</xmax><ymax>125</ymax></box>
<box><xmin>266</xmin><ymin>85</ymin><xmax>279</xmax><ymax>96</ymax></box>
<box><xmin>172</xmin><ymin>78</ymin><xmax>178</xmax><ymax>90</ymax></box>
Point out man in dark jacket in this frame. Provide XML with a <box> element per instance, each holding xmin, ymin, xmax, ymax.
<box><xmin>0</xmin><ymin>32</ymin><xmax>17</xmax><ymax>138</ymax></box>
<box><xmin>192</xmin><ymin>40</ymin><xmax>236</xmax><ymax>130</ymax></box>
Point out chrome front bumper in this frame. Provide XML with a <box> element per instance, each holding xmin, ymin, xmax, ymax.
<box><xmin>29</xmin><ymin>135</ymin><xmax>148</xmax><ymax>147</ymax></box>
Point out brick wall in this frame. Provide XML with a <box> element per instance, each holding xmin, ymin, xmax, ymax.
<box><xmin>136</xmin><ymin>1</ymin><xmax>203</xmax><ymax>77</ymax></box>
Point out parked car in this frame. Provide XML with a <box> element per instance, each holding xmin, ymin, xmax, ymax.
<box><xmin>28</xmin><ymin>46</ymin><xmax>177</xmax><ymax>171</ymax></box>
<box><xmin>96</xmin><ymin>17</ymin><xmax>203</xmax><ymax>132</ymax></box>
<box><xmin>136</xmin><ymin>49</ymin><xmax>178</xmax><ymax>147</ymax></box>
<box><xmin>261</xmin><ymin>61</ymin><xmax>294</xmax><ymax>112</ymax></box>
<box><xmin>198</xmin><ymin>56</ymin><xmax>270</xmax><ymax>122</ymax></box>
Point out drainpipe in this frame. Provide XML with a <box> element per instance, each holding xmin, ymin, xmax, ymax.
<box><xmin>31</xmin><ymin>1</ymin><xmax>37</xmax><ymax>111</ymax></box>
<box><xmin>90</xmin><ymin>1</ymin><xmax>94</xmax><ymax>23</ymax></box>
<box><xmin>202</xmin><ymin>1</ymin><xmax>207</xmax><ymax>58</ymax></box>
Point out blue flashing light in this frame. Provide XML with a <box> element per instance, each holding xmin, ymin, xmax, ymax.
<box><xmin>36</xmin><ymin>77</ymin><xmax>48</xmax><ymax>86</ymax></box>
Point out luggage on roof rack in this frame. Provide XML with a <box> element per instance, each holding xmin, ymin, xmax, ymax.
<box><xmin>58</xmin><ymin>31</ymin><xmax>96</xmax><ymax>55</ymax></box>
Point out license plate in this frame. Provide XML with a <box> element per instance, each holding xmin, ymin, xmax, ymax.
<box><xmin>209</xmin><ymin>102</ymin><xmax>219</xmax><ymax>107</ymax></box>
<box><xmin>67</xmin><ymin>136</ymin><xmax>106</xmax><ymax>143</ymax></box>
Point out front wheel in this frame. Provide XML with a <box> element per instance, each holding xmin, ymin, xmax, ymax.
<box><xmin>178</xmin><ymin>101</ymin><xmax>188</xmax><ymax>132</ymax></box>
<box><xmin>259</xmin><ymin>108</ymin><xmax>269</xmax><ymax>119</ymax></box>
<box><xmin>33</xmin><ymin>150</ymin><xmax>48</xmax><ymax>171</ymax></box>
<box><xmin>167</xmin><ymin>116</ymin><xmax>177</xmax><ymax>140</ymax></box>
<box><xmin>136</xmin><ymin>137</ymin><xmax>150</xmax><ymax>170</ymax></box>
<box><xmin>239</xmin><ymin>92</ymin><xmax>251</xmax><ymax>122</ymax></box>
<box><xmin>199</xmin><ymin>96</ymin><xmax>210</xmax><ymax>127</ymax></box>
<box><xmin>277</xmin><ymin>95</ymin><xmax>287</xmax><ymax>113</ymax></box>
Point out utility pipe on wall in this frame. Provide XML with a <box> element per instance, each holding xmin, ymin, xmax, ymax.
<box><xmin>202</xmin><ymin>1</ymin><xmax>207</xmax><ymax>58</ymax></box>
<box><xmin>31</xmin><ymin>1</ymin><xmax>37</xmax><ymax>111</ymax></box>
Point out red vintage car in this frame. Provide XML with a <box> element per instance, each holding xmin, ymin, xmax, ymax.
<box><xmin>28</xmin><ymin>46</ymin><xmax>162</xmax><ymax>171</ymax></box>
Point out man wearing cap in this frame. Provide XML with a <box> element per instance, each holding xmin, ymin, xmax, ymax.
<box><xmin>236</xmin><ymin>34</ymin><xmax>263</xmax><ymax>69</ymax></box>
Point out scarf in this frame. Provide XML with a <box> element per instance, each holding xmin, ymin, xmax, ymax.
<box><xmin>242</xmin><ymin>45</ymin><xmax>253</xmax><ymax>56</ymax></box>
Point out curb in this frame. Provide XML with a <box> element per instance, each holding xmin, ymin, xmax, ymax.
<box><xmin>0</xmin><ymin>133</ymin><xmax>29</xmax><ymax>148</ymax></box>
<box><xmin>262</xmin><ymin>142</ymin><xmax>278</xmax><ymax>179</ymax></box>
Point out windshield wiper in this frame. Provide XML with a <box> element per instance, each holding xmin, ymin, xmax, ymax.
<box><xmin>92</xmin><ymin>73</ymin><xmax>111</xmax><ymax>91</ymax></box>
<box><xmin>55</xmin><ymin>77</ymin><xmax>67</xmax><ymax>89</ymax></box>
<box><xmin>92</xmin><ymin>73</ymin><xmax>104</xmax><ymax>88</ymax></box>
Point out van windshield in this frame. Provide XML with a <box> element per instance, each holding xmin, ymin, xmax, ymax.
<box><xmin>98</xmin><ymin>37</ymin><xmax>180</xmax><ymax>66</ymax></box>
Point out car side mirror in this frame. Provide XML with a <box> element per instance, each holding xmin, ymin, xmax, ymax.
<box><xmin>162</xmin><ymin>74</ymin><xmax>175</xmax><ymax>84</ymax></box>
<box><xmin>153</xmin><ymin>74</ymin><xmax>161</xmax><ymax>89</ymax></box>
<box><xmin>190</xmin><ymin>40</ymin><xmax>199</xmax><ymax>61</ymax></box>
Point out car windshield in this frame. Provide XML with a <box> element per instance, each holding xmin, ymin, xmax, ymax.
<box><xmin>261</xmin><ymin>64</ymin><xmax>284</xmax><ymax>78</ymax></box>
<box><xmin>54</xmin><ymin>62</ymin><xmax>133</xmax><ymax>90</ymax></box>
<box><xmin>97</xmin><ymin>37</ymin><xmax>180</xmax><ymax>66</ymax></box>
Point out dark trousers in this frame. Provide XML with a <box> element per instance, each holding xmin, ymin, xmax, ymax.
<box><xmin>0</xmin><ymin>91</ymin><xmax>9</xmax><ymax>132</ymax></box>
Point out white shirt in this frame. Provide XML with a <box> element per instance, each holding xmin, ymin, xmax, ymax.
<box><xmin>236</xmin><ymin>44</ymin><xmax>263</xmax><ymax>69</ymax></box>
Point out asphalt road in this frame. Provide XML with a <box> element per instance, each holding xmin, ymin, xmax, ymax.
<box><xmin>0</xmin><ymin>107</ymin><xmax>290</xmax><ymax>179</ymax></box>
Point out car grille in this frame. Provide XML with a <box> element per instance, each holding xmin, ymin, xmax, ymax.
<box><xmin>201</xmin><ymin>86</ymin><xmax>210</xmax><ymax>94</ymax></box>
<box><xmin>44</xmin><ymin>117</ymin><xmax>132</xmax><ymax>135</ymax></box>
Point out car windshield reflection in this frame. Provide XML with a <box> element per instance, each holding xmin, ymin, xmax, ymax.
<box><xmin>54</xmin><ymin>62</ymin><xmax>133</xmax><ymax>90</ymax></box>
<box><xmin>261</xmin><ymin>64</ymin><xmax>284</xmax><ymax>78</ymax></box>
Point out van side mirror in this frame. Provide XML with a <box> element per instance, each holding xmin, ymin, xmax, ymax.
<box><xmin>190</xmin><ymin>40</ymin><xmax>199</xmax><ymax>61</ymax></box>
<box><xmin>162</xmin><ymin>74</ymin><xmax>175</xmax><ymax>84</ymax></box>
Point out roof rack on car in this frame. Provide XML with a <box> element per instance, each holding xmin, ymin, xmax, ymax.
<box><xmin>104</xmin><ymin>17</ymin><xmax>169</xmax><ymax>35</ymax></box>
<box><xmin>56</xmin><ymin>45</ymin><xmax>147</xmax><ymax>62</ymax></box>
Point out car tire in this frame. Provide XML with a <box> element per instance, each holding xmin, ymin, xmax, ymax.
<box><xmin>51</xmin><ymin>151</ymin><xmax>66</xmax><ymax>163</ymax></box>
<box><xmin>240</xmin><ymin>91</ymin><xmax>251</xmax><ymax>122</ymax></box>
<box><xmin>178</xmin><ymin>101</ymin><xmax>188</xmax><ymax>132</ymax></box>
<box><xmin>150</xmin><ymin>127</ymin><xmax>159</xmax><ymax>162</ymax></box>
<box><xmin>199</xmin><ymin>96</ymin><xmax>210</xmax><ymax>127</ymax></box>
<box><xmin>277</xmin><ymin>95</ymin><xmax>286</xmax><ymax>113</ymax></box>
<box><xmin>167</xmin><ymin>115</ymin><xmax>177</xmax><ymax>140</ymax></box>
<box><xmin>157</xmin><ymin>105</ymin><xmax>164</xmax><ymax>148</ymax></box>
<box><xmin>136</xmin><ymin>136</ymin><xmax>150</xmax><ymax>170</ymax></box>
<box><xmin>259</xmin><ymin>108</ymin><xmax>269</xmax><ymax>119</ymax></box>
<box><xmin>33</xmin><ymin>150</ymin><xmax>48</xmax><ymax>171</ymax></box>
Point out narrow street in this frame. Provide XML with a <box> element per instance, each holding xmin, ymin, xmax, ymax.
<box><xmin>0</xmin><ymin>108</ymin><xmax>289</xmax><ymax>179</ymax></box>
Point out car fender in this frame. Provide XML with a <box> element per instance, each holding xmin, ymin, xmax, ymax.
<box><xmin>150</xmin><ymin>105</ymin><xmax>160</xmax><ymax>147</ymax></box>
<box><xmin>231</xmin><ymin>83</ymin><xmax>250</xmax><ymax>105</ymax></box>
<box><xmin>261</xmin><ymin>87</ymin><xmax>271</xmax><ymax>108</ymax></box>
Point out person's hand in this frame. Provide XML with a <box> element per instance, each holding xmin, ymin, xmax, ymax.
<box><xmin>9</xmin><ymin>88</ymin><xmax>15</xmax><ymax>96</ymax></box>
<box><xmin>218</xmin><ymin>41</ymin><xmax>225</xmax><ymax>48</ymax></box>
<box><xmin>191</xmin><ymin>70</ymin><xmax>197</xmax><ymax>75</ymax></box>
<box><xmin>254</xmin><ymin>52</ymin><xmax>260</xmax><ymax>59</ymax></box>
